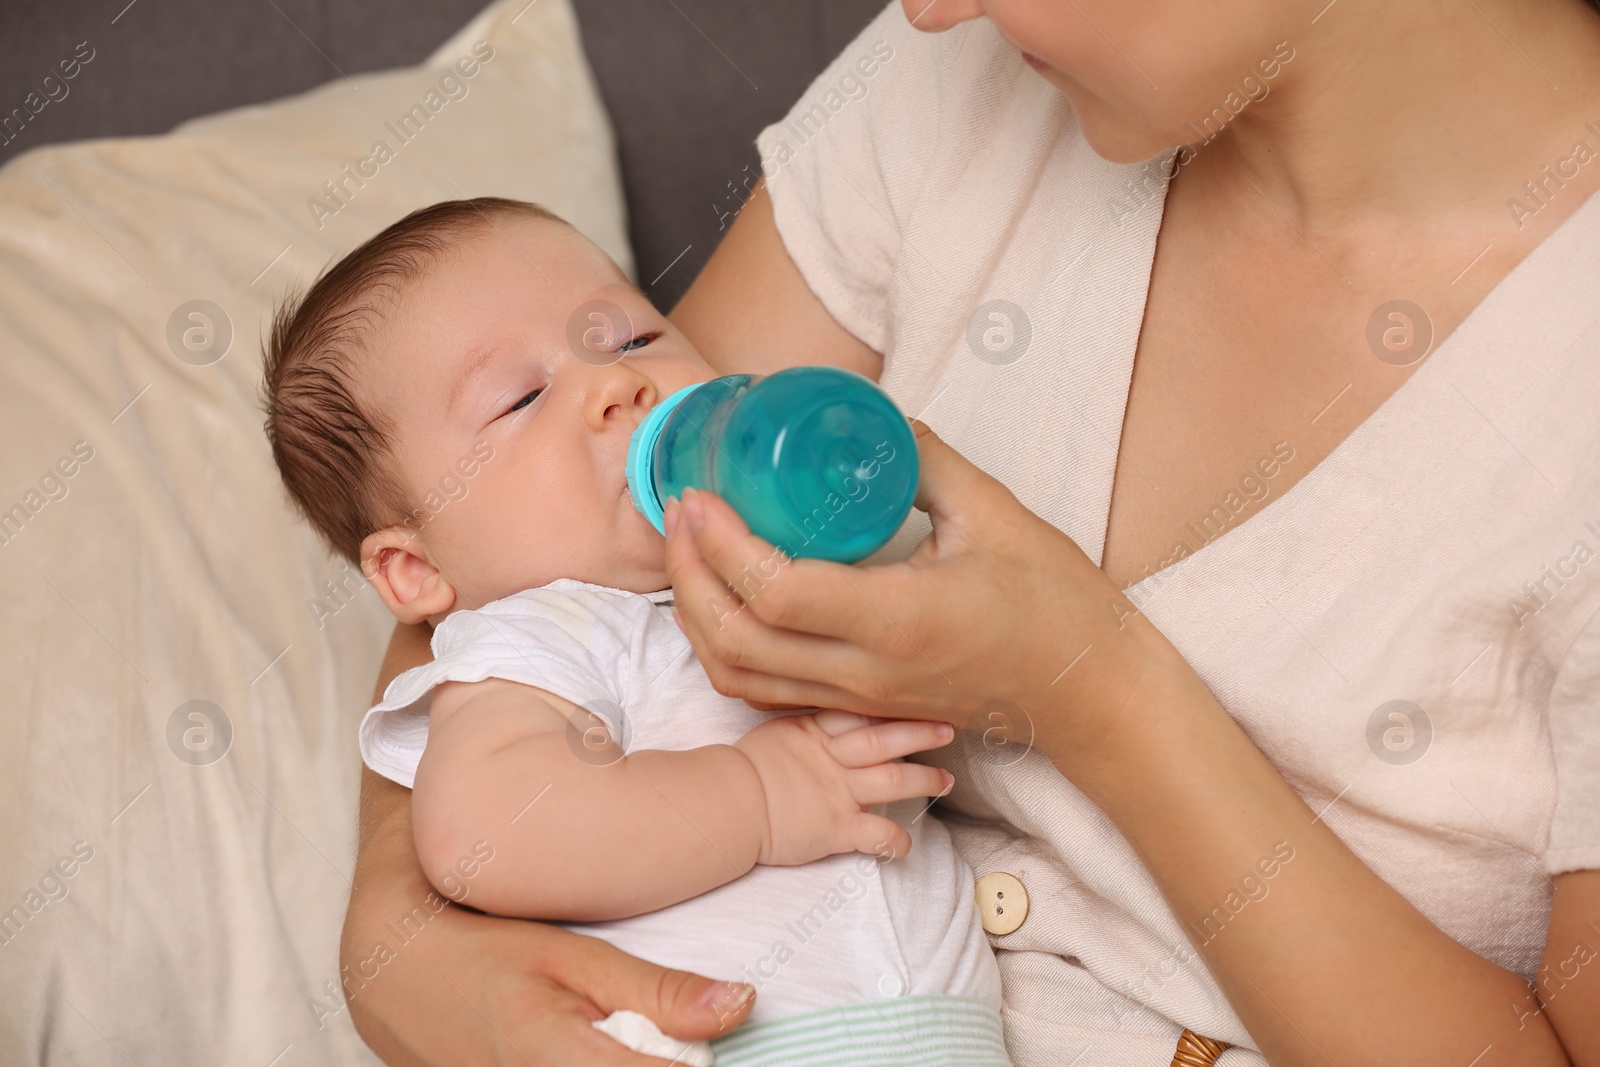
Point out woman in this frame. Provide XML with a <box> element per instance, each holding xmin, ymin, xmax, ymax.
<box><xmin>341</xmin><ymin>0</ymin><xmax>1600</xmax><ymax>1063</ymax></box>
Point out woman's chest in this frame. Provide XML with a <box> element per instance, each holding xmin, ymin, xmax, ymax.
<box><xmin>874</xmin><ymin>117</ymin><xmax>1600</xmax><ymax>987</ymax></box>
<box><xmin>1098</xmin><ymin>175</ymin><xmax>1536</xmax><ymax>591</ymax></box>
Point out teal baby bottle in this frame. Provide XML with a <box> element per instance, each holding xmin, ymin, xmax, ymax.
<box><xmin>626</xmin><ymin>365</ymin><xmax>918</xmax><ymax>563</ymax></box>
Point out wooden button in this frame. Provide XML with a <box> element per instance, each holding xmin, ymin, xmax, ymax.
<box><xmin>974</xmin><ymin>871</ymin><xmax>1028</xmax><ymax>935</ymax></box>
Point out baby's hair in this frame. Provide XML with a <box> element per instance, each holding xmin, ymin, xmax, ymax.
<box><xmin>260</xmin><ymin>197</ymin><xmax>568</xmax><ymax>567</ymax></box>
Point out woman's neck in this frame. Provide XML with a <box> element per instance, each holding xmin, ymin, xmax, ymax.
<box><xmin>1203</xmin><ymin>0</ymin><xmax>1600</xmax><ymax>240</ymax></box>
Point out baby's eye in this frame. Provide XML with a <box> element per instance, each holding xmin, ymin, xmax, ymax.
<box><xmin>505</xmin><ymin>388</ymin><xmax>542</xmax><ymax>415</ymax></box>
<box><xmin>616</xmin><ymin>333</ymin><xmax>655</xmax><ymax>353</ymax></box>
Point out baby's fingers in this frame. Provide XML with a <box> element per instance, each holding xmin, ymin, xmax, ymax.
<box><xmin>827</xmin><ymin>719</ymin><xmax>954</xmax><ymax>768</ymax></box>
<box><xmin>848</xmin><ymin>761</ymin><xmax>954</xmax><ymax>807</ymax></box>
<box><xmin>852</xmin><ymin>811</ymin><xmax>913</xmax><ymax>861</ymax></box>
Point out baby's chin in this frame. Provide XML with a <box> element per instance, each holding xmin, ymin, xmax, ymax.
<box><xmin>606</xmin><ymin>517</ymin><xmax>672</xmax><ymax>595</ymax></box>
<box><xmin>447</xmin><ymin>497</ymin><xmax>671</xmax><ymax>606</ymax></box>
<box><xmin>528</xmin><ymin>520</ymin><xmax>671</xmax><ymax>598</ymax></box>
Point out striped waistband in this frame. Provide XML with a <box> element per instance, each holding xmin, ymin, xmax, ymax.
<box><xmin>709</xmin><ymin>993</ymin><xmax>1011</xmax><ymax>1067</ymax></box>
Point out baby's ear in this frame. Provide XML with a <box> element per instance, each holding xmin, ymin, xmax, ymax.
<box><xmin>361</xmin><ymin>525</ymin><xmax>457</xmax><ymax>625</ymax></box>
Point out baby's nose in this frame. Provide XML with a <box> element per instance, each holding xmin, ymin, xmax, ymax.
<box><xmin>594</xmin><ymin>377</ymin><xmax>654</xmax><ymax>429</ymax></box>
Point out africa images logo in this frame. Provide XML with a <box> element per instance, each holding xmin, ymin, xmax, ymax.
<box><xmin>306</xmin><ymin>42</ymin><xmax>496</xmax><ymax>230</ymax></box>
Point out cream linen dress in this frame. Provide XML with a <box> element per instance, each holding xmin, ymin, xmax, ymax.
<box><xmin>754</xmin><ymin>3</ymin><xmax>1600</xmax><ymax>1064</ymax></box>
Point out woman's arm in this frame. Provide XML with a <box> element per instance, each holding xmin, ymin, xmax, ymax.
<box><xmin>668</xmin><ymin>179</ymin><xmax>882</xmax><ymax>382</ymax></box>
<box><xmin>1542</xmin><ymin>869</ymin><xmax>1600</xmax><ymax>1063</ymax></box>
<box><xmin>661</xmin><ymin>433</ymin><xmax>1598</xmax><ymax>1067</ymax></box>
<box><xmin>1056</xmin><ymin>649</ymin><xmax>1577</xmax><ymax>1067</ymax></box>
<box><xmin>341</xmin><ymin>623</ymin><xmax>757</xmax><ymax>1065</ymax></box>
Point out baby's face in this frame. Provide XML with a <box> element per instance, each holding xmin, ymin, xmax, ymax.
<box><xmin>362</xmin><ymin>215</ymin><xmax>714</xmax><ymax>612</ymax></box>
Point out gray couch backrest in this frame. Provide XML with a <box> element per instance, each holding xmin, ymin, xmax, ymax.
<box><xmin>0</xmin><ymin>0</ymin><xmax>887</xmax><ymax>308</ymax></box>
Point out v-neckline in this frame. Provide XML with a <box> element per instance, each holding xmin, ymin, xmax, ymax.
<box><xmin>1107</xmin><ymin>160</ymin><xmax>1600</xmax><ymax>602</ymax></box>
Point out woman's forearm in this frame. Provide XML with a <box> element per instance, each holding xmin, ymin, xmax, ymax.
<box><xmin>372</xmin><ymin>621</ymin><xmax>435</xmax><ymax>705</ymax></box>
<box><xmin>1042</xmin><ymin>650</ymin><xmax>1565</xmax><ymax>1066</ymax></box>
<box><xmin>340</xmin><ymin>622</ymin><xmax>442</xmax><ymax>1064</ymax></box>
<box><xmin>352</xmin><ymin>620</ymin><xmax>437</xmax><ymax>906</ymax></box>
<box><xmin>350</xmin><ymin>764</ymin><xmax>435</xmax><ymax>902</ymax></box>
<box><xmin>341</xmin><ymin>765</ymin><xmax>445</xmax><ymax>1067</ymax></box>
<box><xmin>352</xmin><ymin>621</ymin><xmax>441</xmax><ymax>910</ymax></box>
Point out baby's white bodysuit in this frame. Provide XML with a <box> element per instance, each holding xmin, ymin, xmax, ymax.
<box><xmin>360</xmin><ymin>578</ymin><xmax>1002</xmax><ymax>1033</ymax></box>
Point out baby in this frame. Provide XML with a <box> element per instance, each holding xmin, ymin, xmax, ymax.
<box><xmin>262</xmin><ymin>197</ymin><xmax>1009</xmax><ymax>1066</ymax></box>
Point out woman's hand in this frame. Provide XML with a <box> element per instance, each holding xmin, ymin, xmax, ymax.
<box><xmin>344</xmin><ymin>766</ymin><xmax>756</xmax><ymax>1067</ymax></box>
<box><xmin>662</xmin><ymin>418</ymin><xmax>1181</xmax><ymax>766</ymax></box>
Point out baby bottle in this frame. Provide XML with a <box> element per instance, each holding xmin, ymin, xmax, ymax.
<box><xmin>625</xmin><ymin>365</ymin><xmax>918</xmax><ymax>563</ymax></box>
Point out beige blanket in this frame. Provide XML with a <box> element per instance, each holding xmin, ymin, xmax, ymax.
<box><xmin>0</xmin><ymin>1</ymin><xmax>631</xmax><ymax>1061</ymax></box>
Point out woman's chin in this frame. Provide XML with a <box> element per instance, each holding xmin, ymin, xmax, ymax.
<box><xmin>1066</xmin><ymin>95</ymin><xmax>1181</xmax><ymax>166</ymax></box>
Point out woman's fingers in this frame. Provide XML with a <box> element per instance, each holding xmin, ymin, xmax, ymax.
<box><xmin>667</xmin><ymin>485</ymin><xmax>890</xmax><ymax>645</ymax></box>
<box><xmin>661</xmin><ymin>420</ymin><xmax>1026</xmax><ymax>724</ymax></box>
<box><xmin>848</xmin><ymin>760</ymin><xmax>954</xmax><ymax>806</ymax></box>
<box><xmin>555</xmin><ymin>930</ymin><xmax>757</xmax><ymax>1043</ymax></box>
<box><xmin>354</xmin><ymin>923</ymin><xmax>737</xmax><ymax>1067</ymax></box>
<box><xmin>743</xmin><ymin>696</ymin><xmax>820</xmax><ymax>712</ymax></box>
<box><xmin>544</xmin><ymin>1000</ymin><xmax>710</xmax><ymax>1067</ymax></box>
<box><xmin>665</xmin><ymin>516</ymin><xmax>873</xmax><ymax>697</ymax></box>
<box><xmin>664</xmin><ymin>490</ymin><xmax>748</xmax><ymax>627</ymax></box>
<box><xmin>827</xmin><ymin>719</ymin><xmax>953</xmax><ymax>767</ymax></box>
<box><xmin>906</xmin><ymin>418</ymin><xmax>999</xmax><ymax>540</ymax></box>
<box><xmin>811</xmin><ymin>708</ymin><xmax>877</xmax><ymax>736</ymax></box>
<box><xmin>690</xmin><ymin>655</ymin><xmax>876</xmax><ymax>716</ymax></box>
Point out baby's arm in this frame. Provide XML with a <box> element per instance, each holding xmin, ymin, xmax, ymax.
<box><xmin>410</xmin><ymin>676</ymin><xmax>953</xmax><ymax>922</ymax></box>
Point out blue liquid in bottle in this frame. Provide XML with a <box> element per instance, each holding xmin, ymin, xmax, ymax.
<box><xmin>626</xmin><ymin>365</ymin><xmax>918</xmax><ymax>563</ymax></box>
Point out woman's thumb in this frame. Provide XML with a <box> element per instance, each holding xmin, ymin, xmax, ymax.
<box><xmin>571</xmin><ymin>938</ymin><xmax>756</xmax><ymax>1041</ymax></box>
<box><xmin>908</xmin><ymin>419</ymin><xmax>990</xmax><ymax>524</ymax></box>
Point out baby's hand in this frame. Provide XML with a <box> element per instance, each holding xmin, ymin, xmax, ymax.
<box><xmin>732</xmin><ymin>709</ymin><xmax>955</xmax><ymax>866</ymax></box>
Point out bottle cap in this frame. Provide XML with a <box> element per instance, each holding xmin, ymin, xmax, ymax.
<box><xmin>626</xmin><ymin>381</ymin><xmax>704</xmax><ymax>533</ymax></box>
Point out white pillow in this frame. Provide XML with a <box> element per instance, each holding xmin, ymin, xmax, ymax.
<box><xmin>0</xmin><ymin>1</ymin><xmax>628</xmax><ymax>1061</ymax></box>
